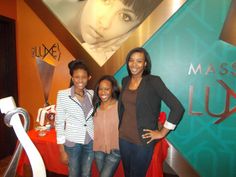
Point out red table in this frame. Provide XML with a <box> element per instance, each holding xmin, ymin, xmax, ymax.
<box><xmin>17</xmin><ymin>128</ymin><xmax>168</xmax><ymax>177</ymax></box>
<box><xmin>16</xmin><ymin>129</ymin><xmax>124</xmax><ymax>177</ymax></box>
<box><xmin>17</xmin><ymin>129</ymin><xmax>68</xmax><ymax>176</ymax></box>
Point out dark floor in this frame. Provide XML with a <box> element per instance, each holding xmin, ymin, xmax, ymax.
<box><xmin>0</xmin><ymin>156</ymin><xmax>12</xmax><ymax>176</ymax></box>
<box><xmin>163</xmin><ymin>161</ymin><xmax>179</xmax><ymax>177</ymax></box>
<box><xmin>164</xmin><ymin>174</ymin><xmax>179</xmax><ymax>177</ymax></box>
<box><xmin>0</xmin><ymin>156</ymin><xmax>178</xmax><ymax>177</ymax></box>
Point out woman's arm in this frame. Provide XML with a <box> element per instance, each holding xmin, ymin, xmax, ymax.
<box><xmin>142</xmin><ymin>76</ymin><xmax>185</xmax><ymax>143</ymax></box>
<box><xmin>55</xmin><ymin>91</ymin><xmax>67</xmax><ymax>144</ymax></box>
<box><xmin>152</xmin><ymin>76</ymin><xmax>185</xmax><ymax>129</ymax></box>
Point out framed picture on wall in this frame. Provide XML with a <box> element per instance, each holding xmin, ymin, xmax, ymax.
<box><xmin>41</xmin><ymin>0</ymin><xmax>164</xmax><ymax>67</ymax></box>
<box><xmin>25</xmin><ymin>0</ymin><xmax>187</xmax><ymax>85</ymax></box>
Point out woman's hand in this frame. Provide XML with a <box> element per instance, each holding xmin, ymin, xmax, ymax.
<box><xmin>60</xmin><ymin>151</ymin><xmax>68</xmax><ymax>165</ymax></box>
<box><xmin>59</xmin><ymin>145</ymin><xmax>68</xmax><ymax>165</ymax></box>
<box><xmin>142</xmin><ymin>127</ymin><xmax>170</xmax><ymax>144</ymax></box>
<box><xmin>87</xmin><ymin>31</ymin><xmax>132</xmax><ymax>52</ymax></box>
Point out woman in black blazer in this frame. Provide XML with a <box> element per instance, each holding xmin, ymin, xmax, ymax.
<box><xmin>118</xmin><ymin>47</ymin><xmax>185</xmax><ymax>177</ymax></box>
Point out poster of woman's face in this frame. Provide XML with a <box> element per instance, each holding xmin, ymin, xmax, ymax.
<box><xmin>43</xmin><ymin>0</ymin><xmax>163</xmax><ymax>66</ymax></box>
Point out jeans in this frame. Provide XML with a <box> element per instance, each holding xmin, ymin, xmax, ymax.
<box><xmin>64</xmin><ymin>141</ymin><xmax>94</xmax><ymax>177</ymax></box>
<box><xmin>119</xmin><ymin>138</ymin><xmax>155</xmax><ymax>177</ymax></box>
<box><xmin>95</xmin><ymin>150</ymin><xmax>121</xmax><ymax>177</ymax></box>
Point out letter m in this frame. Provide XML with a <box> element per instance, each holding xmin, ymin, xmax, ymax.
<box><xmin>188</xmin><ymin>64</ymin><xmax>202</xmax><ymax>75</ymax></box>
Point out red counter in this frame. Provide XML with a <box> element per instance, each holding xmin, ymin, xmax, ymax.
<box><xmin>17</xmin><ymin>129</ymin><xmax>68</xmax><ymax>176</ymax></box>
<box><xmin>17</xmin><ymin>128</ymin><xmax>168</xmax><ymax>177</ymax></box>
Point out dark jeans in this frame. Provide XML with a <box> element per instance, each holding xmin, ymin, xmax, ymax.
<box><xmin>64</xmin><ymin>141</ymin><xmax>94</xmax><ymax>177</ymax></box>
<box><xmin>94</xmin><ymin>150</ymin><xmax>121</xmax><ymax>177</ymax></box>
<box><xmin>119</xmin><ymin>138</ymin><xmax>155</xmax><ymax>177</ymax></box>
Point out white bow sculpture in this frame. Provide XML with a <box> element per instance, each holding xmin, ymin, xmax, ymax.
<box><xmin>0</xmin><ymin>96</ymin><xmax>46</xmax><ymax>177</ymax></box>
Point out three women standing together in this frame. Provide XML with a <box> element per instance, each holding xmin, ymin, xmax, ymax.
<box><xmin>55</xmin><ymin>47</ymin><xmax>185</xmax><ymax>177</ymax></box>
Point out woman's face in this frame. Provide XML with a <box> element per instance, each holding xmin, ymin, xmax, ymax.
<box><xmin>80</xmin><ymin>0</ymin><xmax>141</xmax><ymax>44</ymax></box>
<box><xmin>98</xmin><ymin>79</ymin><xmax>113</xmax><ymax>103</ymax></box>
<box><xmin>72</xmin><ymin>69</ymin><xmax>90</xmax><ymax>90</ymax></box>
<box><xmin>128</xmin><ymin>52</ymin><xmax>146</xmax><ymax>77</ymax></box>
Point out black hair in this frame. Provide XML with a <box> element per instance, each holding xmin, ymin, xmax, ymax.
<box><xmin>68</xmin><ymin>60</ymin><xmax>90</xmax><ymax>87</ymax></box>
<box><xmin>122</xmin><ymin>0</ymin><xmax>163</xmax><ymax>21</ymax></box>
<box><xmin>92</xmin><ymin>75</ymin><xmax>120</xmax><ymax>115</ymax></box>
<box><xmin>125</xmin><ymin>47</ymin><xmax>151</xmax><ymax>76</ymax></box>
<box><xmin>68</xmin><ymin>59</ymin><xmax>90</xmax><ymax>77</ymax></box>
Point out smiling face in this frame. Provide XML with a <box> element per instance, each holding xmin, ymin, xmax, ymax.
<box><xmin>98</xmin><ymin>79</ymin><xmax>113</xmax><ymax>103</ymax></box>
<box><xmin>80</xmin><ymin>0</ymin><xmax>141</xmax><ymax>44</ymax></box>
<box><xmin>71</xmin><ymin>68</ymin><xmax>90</xmax><ymax>91</ymax></box>
<box><xmin>128</xmin><ymin>52</ymin><xmax>147</xmax><ymax>77</ymax></box>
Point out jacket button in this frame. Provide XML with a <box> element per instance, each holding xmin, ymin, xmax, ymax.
<box><xmin>84</xmin><ymin>124</ymin><xmax>87</xmax><ymax>126</ymax></box>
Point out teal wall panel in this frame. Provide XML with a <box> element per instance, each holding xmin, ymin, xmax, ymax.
<box><xmin>115</xmin><ymin>0</ymin><xmax>236</xmax><ymax>177</ymax></box>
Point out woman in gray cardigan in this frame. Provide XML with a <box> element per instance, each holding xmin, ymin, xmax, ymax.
<box><xmin>118</xmin><ymin>47</ymin><xmax>185</xmax><ymax>177</ymax></box>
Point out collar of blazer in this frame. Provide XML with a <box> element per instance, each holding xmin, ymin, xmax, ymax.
<box><xmin>68</xmin><ymin>87</ymin><xmax>94</xmax><ymax>121</ymax></box>
<box><xmin>122</xmin><ymin>75</ymin><xmax>152</xmax><ymax>89</ymax></box>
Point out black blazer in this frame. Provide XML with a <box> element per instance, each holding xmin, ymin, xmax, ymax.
<box><xmin>118</xmin><ymin>75</ymin><xmax>185</xmax><ymax>145</ymax></box>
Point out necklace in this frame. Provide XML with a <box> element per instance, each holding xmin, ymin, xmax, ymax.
<box><xmin>74</xmin><ymin>91</ymin><xmax>84</xmax><ymax>97</ymax></box>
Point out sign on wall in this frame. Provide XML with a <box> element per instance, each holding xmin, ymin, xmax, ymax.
<box><xmin>25</xmin><ymin>0</ymin><xmax>187</xmax><ymax>87</ymax></box>
<box><xmin>32</xmin><ymin>43</ymin><xmax>61</xmax><ymax>106</ymax></box>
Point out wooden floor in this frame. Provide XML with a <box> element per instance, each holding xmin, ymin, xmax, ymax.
<box><xmin>0</xmin><ymin>156</ymin><xmax>178</xmax><ymax>177</ymax></box>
